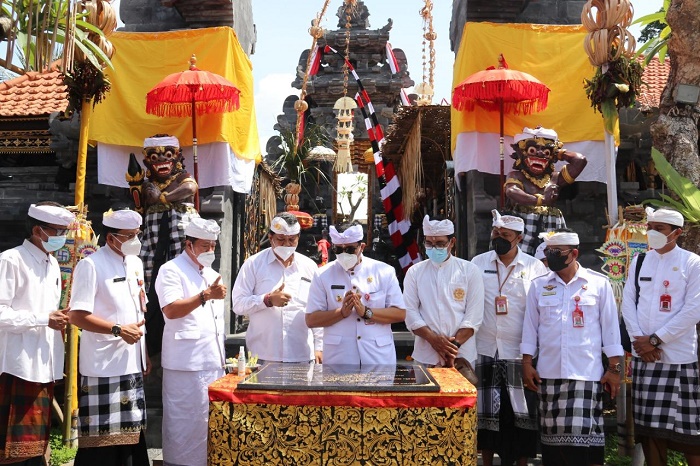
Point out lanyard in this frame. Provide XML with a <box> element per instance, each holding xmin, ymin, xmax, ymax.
<box><xmin>495</xmin><ymin>262</ymin><xmax>516</xmax><ymax>295</ymax></box>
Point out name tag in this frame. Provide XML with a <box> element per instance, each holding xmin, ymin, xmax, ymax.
<box><xmin>113</xmin><ymin>277</ymin><xmax>126</xmax><ymax>283</ymax></box>
<box><xmin>542</xmin><ymin>291</ymin><xmax>556</xmax><ymax>296</ymax></box>
<box><xmin>331</xmin><ymin>285</ymin><xmax>344</xmax><ymax>290</ymax></box>
<box><xmin>640</xmin><ymin>277</ymin><xmax>652</xmax><ymax>282</ymax></box>
<box><xmin>484</xmin><ymin>270</ymin><xmax>497</xmax><ymax>274</ymax></box>
<box><xmin>301</xmin><ymin>277</ymin><xmax>312</xmax><ymax>283</ymax></box>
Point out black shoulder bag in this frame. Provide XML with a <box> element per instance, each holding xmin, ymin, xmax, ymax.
<box><xmin>620</xmin><ymin>252</ymin><xmax>645</xmax><ymax>353</ymax></box>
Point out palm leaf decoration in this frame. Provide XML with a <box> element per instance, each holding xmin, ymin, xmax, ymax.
<box><xmin>643</xmin><ymin>148</ymin><xmax>700</xmax><ymax>223</ymax></box>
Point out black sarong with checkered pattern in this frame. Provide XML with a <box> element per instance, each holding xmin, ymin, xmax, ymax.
<box><xmin>632</xmin><ymin>359</ymin><xmax>700</xmax><ymax>445</ymax></box>
<box><xmin>515</xmin><ymin>211</ymin><xmax>566</xmax><ymax>256</ymax></box>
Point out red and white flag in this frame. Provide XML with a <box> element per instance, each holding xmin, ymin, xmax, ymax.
<box><xmin>308</xmin><ymin>46</ymin><xmax>322</xmax><ymax>76</ymax></box>
<box><xmin>386</xmin><ymin>42</ymin><xmax>399</xmax><ymax>75</ymax></box>
<box><xmin>400</xmin><ymin>89</ymin><xmax>411</xmax><ymax>106</ymax></box>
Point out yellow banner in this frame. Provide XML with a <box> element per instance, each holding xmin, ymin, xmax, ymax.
<box><xmin>90</xmin><ymin>27</ymin><xmax>260</xmax><ymax>161</ymax></box>
<box><xmin>451</xmin><ymin>22</ymin><xmax>604</xmax><ymax>150</ymax></box>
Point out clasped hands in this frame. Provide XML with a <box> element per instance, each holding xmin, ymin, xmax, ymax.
<box><xmin>340</xmin><ymin>290</ymin><xmax>366</xmax><ymax>318</ymax></box>
<box><xmin>633</xmin><ymin>335</ymin><xmax>662</xmax><ymax>362</ymax></box>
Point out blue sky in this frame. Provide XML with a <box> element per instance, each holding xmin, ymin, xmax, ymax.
<box><xmin>250</xmin><ymin>1</ymin><xmax>661</xmax><ymax>154</ymax></box>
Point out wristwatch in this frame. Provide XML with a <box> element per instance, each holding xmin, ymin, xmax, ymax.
<box><xmin>111</xmin><ymin>324</ymin><xmax>121</xmax><ymax>337</ymax></box>
<box><xmin>649</xmin><ymin>333</ymin><xmax>662</xmax><ymax>347</ymax></box>
<box><xmin>362</xmin><ymin>308</ymin><xmax>373</xmax><ymax>320</ymax></box>
<box><xmin>607</xmin><ymin>363</ymin><xmax>622</xmax><ymax>374</ymax></box>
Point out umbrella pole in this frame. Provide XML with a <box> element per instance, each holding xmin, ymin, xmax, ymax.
<box><xmin>499</xmin><ymin>100</ymin><xmax>505</xmax><ymax>209</ymax></box>
<box><xmin>191</xmin><ymin>96</ymin><xmax>200</xmax><ymax>211</ymax></box>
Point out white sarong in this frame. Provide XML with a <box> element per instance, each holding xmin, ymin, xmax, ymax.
<box><xmin>162</xmin><ymin>368</ymin><xmax>224</xmax><ymax>466</ymax></box>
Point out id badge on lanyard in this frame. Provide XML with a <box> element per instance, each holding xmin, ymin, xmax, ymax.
<box><xmin>659</xmin><ymin>280</ymin><xmax>672</xmax><ymax>312</ymax></box>
<box><xmin>495</xmin><ymin>295</ymin><xmax>508</xmax><ymax>315</ymax></box>
<box><xmin>572</xmin><ymin>295</ymin><xmax>584</xmax><ymax>328</ymax></box>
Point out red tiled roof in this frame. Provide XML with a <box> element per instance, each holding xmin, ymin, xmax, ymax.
<box><xmin>637</xmin><ymin>56</ymin><xmax>670</xmax><ymax>112</ymax></box>
<box><xmin>0</xmin><ymin>69</ymin><xmax>67</xmax><ymax>117</ymax></box>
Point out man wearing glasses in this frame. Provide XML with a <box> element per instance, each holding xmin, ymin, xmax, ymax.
<box><xmin>155</xmin><ymin>217</ymin><xmax>227</xmax><ymax>466</ymax></box>
<box><xmin>521</xmin><ymin>228</ymin><xmax>623</xmax><ymax>466</ymax></box>
<box><xmin>306</xmin><ymin>223</ymin><xmax>405</xmax><ymax>365</ymax></box>
<box><xmin>69</xmin><ymin>207</ymin><xmax>150</xmax><ymax>466</ymax></box>
<box><xmin>471</xmin><ymin>211</ymin><xmax>546</xmax><ymax>466</ymax></box>
<box><xmin>404</xmin><ymin>216</ymin><xmax>484</xmax><ymax>370</ymax></box>
<box><xmin>0</xmin><ymin>202</ymin><xmax>74</xmax><ymax>465</ymax></box>
<box><xmin>232</xmin><ymin>212</ymin><xmax>322</xmax><ymax>364</ymax></box>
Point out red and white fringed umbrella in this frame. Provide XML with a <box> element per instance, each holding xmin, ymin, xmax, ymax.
<box><xmin>453</xmin><ymin>54</ymin><xmax>550</xmax><ymax>208</ymax></box>
<box><xmin>146</xmin><ymin>54</ymin><xmax>240</xmax><ymax>210</ymax></box>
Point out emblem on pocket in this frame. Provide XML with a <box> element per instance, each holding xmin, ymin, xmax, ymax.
<box><xmin>453</xmin><ymin>288</ymin><xmax>465</xmax><ymax>300</ymax></box>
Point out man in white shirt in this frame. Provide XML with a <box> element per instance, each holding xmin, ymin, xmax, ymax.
<box><xmin>404</xmin><ymin>216</ymin><xmax>484</xmax><ymax>370</ymax></box>
<box><xmin>521</xmin><ymin>228</ymin><xmax>623</xmax><ymax>466</ymax></box>
<box><xmin>306</xmin><ymin>223</ymin><xmax>405</xmax><ymax>365</ymax></box>
<box><xmin>0</xmin><ymin>202</ymin><xmax>74</xmax><ymax>465</ymax></box>
<box><xmin>622</xmin><ymin>207</ymin><xmax>700</xmax><ymax>466</ymax></box>
<box><xmin>155</xmin><ymin>217</ymin><xmax>227</xmax><ymax>466</ymax></box>
<box><xmin>69</xmin><ymin>208</ymin><xmax>150</xmax><ymax>466</ymax></box>
<box><xmin>232</xmin><ymin>212</ymin><xmax>321</xmax><ymax>363</ymax></box>
<box><xmin>471</xmin><ymin>211</ymin><xmax>546</xmax><ymax>466</ymax></box>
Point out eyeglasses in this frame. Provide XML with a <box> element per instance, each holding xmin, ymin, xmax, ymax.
<box><xmin>41</xmin><ymin>226</ymin><xmax>69</xmax><ymax>236</ymax></box>
<box><xmin>543</xmin><ymin>248</ymin><xmax>573</xmax><ymax>257</ymax></box>
<box><xmin>333</xmin><ymin>245</ymin><xmax>359</xmax><ymax>255</ymax></box>
<box><xmin>112</xmin><ymin>231</ymin><xmax>143</xmax><ymax>241</ymax></box>
<box><xmin>424</xmin><ymin>241</ymin><xmax>449</xmax><ymax>250</ymax></box>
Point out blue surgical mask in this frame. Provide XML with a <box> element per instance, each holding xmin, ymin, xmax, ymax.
<box><xmin>425</xmin><ymin>247</ymin><xmax>449</xmax><ymax>264</ymax></box>
<box><xmin>42</xmin><ymin>235</ymin><xmax>66</xmax><ymax>252</ymax></box>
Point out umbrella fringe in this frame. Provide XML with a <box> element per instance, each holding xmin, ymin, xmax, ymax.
<box><xmin>453</xmin><ymin>80</ymin><xmax>549</xmax><ymax>115</ymax></box>
<box><xmin>145</xmin><ymin>94</ymin><xmax>240</xmax><ymax>118</ymax></box>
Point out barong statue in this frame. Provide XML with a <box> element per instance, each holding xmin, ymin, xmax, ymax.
<box><xmin>504</xmin><ymin>126</ymin><xmax>587</xmax><ymax>255</ymax></box>
<box><xmin>126</xmin><ymin>134</ymin><xmax>199</xmax><ymax>354</ymax></box>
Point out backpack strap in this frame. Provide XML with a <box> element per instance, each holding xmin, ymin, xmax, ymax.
<box><xmin>634</xmin><ymin>252</ymin><xmax>646</xmax><ymax>306</ymax></box>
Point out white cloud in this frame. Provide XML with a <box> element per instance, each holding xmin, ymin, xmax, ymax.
<box><xmin>255</xmin><ymin>73</ymin><xmax>297</xmax><ymax>154</ymax></box>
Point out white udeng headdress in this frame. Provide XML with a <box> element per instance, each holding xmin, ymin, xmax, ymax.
<box><xmin>539</xmin><ymin>230</ymin><xmax>580</xmax><ymax>246</ymax></box>
<box><xmin>270</xmin><ymin>216</ymin><xmax>301</xmax><ymax>235</ymax></box>
<box><xmin>645</xmin><ymin>206</ymin><xmax>684</xmax><ymax>228</ymax></box>
<box><xmin>28</xmin><ymin>204</ymin><xmax>75</xmax><ymax>226</ymax></box>
<box><xmin>329</xmin><ymin>225</ymin><xmax>363</xmax><ymax>244</ymax></box>
<box><xmin>491</xmin><ymin>210</ymin><xmax>524</xmax><ymax>232</ymax></box>
<box><xmin>514</xmin><ymin>126</ymin><xmax>558</xmax><ymax>143</ymax></box>
<box><xmin>422</xmin><ymin>215</ymin><xmax>454</xmax><ymax>236</ymax></box>
<box><xmin>102</xmin><ymin>209</ymin><xmax>142</xmax><ymax>229</ymax></box>
<box><xmin>185</xmin><ymin>217</ymin><xmax>220</xmax><ymax>240</ymax></box>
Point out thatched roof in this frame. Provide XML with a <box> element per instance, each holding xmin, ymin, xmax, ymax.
<box><xmin>382</xmin><ymin>105</ymin><xmax>451</xmax><ymax>164</ymax></box>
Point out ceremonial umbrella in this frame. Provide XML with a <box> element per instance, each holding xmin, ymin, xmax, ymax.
<box><xmin>146</xmin><ymin>54</ymin><xmax>240</xmax><ymax>210</ymax></box>
<box><xmin>453</xmin><ymin>54</ymin><xmax>550</xmax><ymax>208</ymax></box>
<box><xmin>287</xmin><ymin>210</ymin><xmax>314</xmax><ymax>230</ymax></box>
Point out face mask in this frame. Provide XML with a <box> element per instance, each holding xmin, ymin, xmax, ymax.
<box><xmin>336</xmin><ymin>252</ymin><xmax>359</xmax><ymax>271</ymax></box>
<box><xmin>273</xmin><ymin>245</ymin><xmax>296</xmax><ymax>261</ymax></box>
<box><xmin>425</xmin><ymin>247</ymin><xmax>449</xmax><ymax>264</ymax></box>
<box><xmin>545</xmin><ymin>251</ymin><xmax>571</xmax><ymax>272</ymax></box>
<box><xmin>119</xmin><ymin>236</ymin><xmax>142</xmax><ymax>256</ymax></box>
<box><xmin>646</xmin><ymin>230</ymin><xmax>671</xmax><ymax>250</ymax></box>
<box><xmin>42</xmin><ymin>235</ymin><xmax>66</xmax><ymax>252</ymax></box>
<box><xmin>491</xmin><ymin>237</ymin><xmax>514</xmax><ymax>256</ymax></box>
<box><xmin>197</xmin><ymin>251</ymin><xmax>216</xmax><ymax>268</ymax></box>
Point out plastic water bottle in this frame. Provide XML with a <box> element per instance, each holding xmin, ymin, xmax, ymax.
<box><xmin>237</xmin><ymin>346</ymin><xmax>246</xmax><ymax>377</ymax></box>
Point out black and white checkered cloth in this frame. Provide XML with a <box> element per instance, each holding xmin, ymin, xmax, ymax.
<box><xmin>632</xmin><ymin>359</ymin><xmax>700</xmax><ymax>444</ymax></box>
<box><xmin>141</xmin><ymin>209</ymin><xmax>198</xmax><ymax>291</ymax></box>
<box><xmin>313</xmin><ymin>214</ymin><xmax>328</xmax><ymax>230</ymax></box>
<box><xmin>77</xmin><ymin>373</ymin><xmax>146</xmax><ymax>448</ymax></box>
<box><xmin>476</xmin><ymin>354</ymin><xmax>538</xmax><ymax>432</ymax></box>
<box><xmin>512</xmin><ymin>209</ymin><xmax>566</xmax><ymax>256</ymax></box>
<box><xmin>539</xmin><ymin>379</ymin><xmax>604</xmax><ymax>448</ymax></box>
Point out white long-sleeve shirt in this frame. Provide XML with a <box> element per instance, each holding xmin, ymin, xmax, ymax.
<box><xmin>521</xmin><ymin>266</ymin><xmax>624</xmax><ymax>381</ymax></box>
<box><xmin>404</xmin><ymin>255</ymin><xmax>484</xmax><ymax>365</ymax></box>
<box><xmin>0</xmin><ymin>240</ymin><xmax>63</xmax><ymax>383</ymax></box>
<box><xmin>156</xmin><ymin>253</ymin><xmax>226</xmax><ymax>371</ymax></box>
<box><xmin>69</xmin><ymin>246</ymin><xmax>147</xmax><ymax>377</ymax></box>
<box><xmin>231</xmin><ymin>248</ymin><xmax>321</xmax><ymax>362</ymax></box>
<box><xmin>622</xmin><ymin>246</ymin><xmax>700</xmax><ymax>364</ymax></box>
<box><xmin>472</xmin><ymin>249</ymin><xmax>547</xmax><ymax>360</ymax></box>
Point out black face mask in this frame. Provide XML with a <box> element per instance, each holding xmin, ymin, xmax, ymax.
<box><xmin>545</xmin><ymin>251</ymin><xmax>571</xmax><ymax>272</ymax></box>
<box><xmin>491</xmin><ymin>237</ymin><xmax>514</xmax><ymax>256</ymax></box>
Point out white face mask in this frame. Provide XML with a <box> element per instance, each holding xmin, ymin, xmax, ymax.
<box><xmin>336</xmin><ymin>252</ymin><xmax>359</xmax><ymax>271</ymax></box>
<box><xmin>197</xmin><ymin>251</ymin><xmax>216</xmax><ymax>268</ymax></box>
<box><xmin>646</xmin><ymin>230</ymin><xmax>671</xmax><ymax>250</ymax></box>
<box><xmin>273</xmin><ymin>245</ymin><xmax>296</xmax><ymax>261</ymax></box>
<box><xmin>119</xmin><ymin>236</ymin><xmax>142</xmax><ymax>256</ymax></box>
